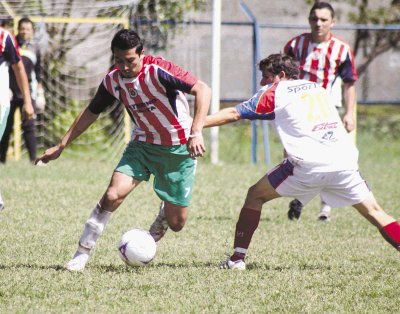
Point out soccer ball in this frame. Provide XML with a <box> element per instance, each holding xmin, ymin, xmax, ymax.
<box><xmin>118</xmin><ymin>228</ymin><xmax>157</xmax><ymax>267</ymax></box>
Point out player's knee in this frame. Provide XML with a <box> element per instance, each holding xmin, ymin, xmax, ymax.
<box><xmin>169</xmin><ymin>219</ymin><xmax>186</xmax><ymax>232</ymax></box>
<box><xmin>247</xmin><ymin>184</ymin><xmax>268</xmax><ymax>203</ymax></box>
<box><xmin>103</xmin><ymin>188</ymin><xmax>124</xmax><ymax>208</ymax></box>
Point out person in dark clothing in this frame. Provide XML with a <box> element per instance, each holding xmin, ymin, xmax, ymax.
<box><xmin>0</xmin><ymin>17</ymin><xmax>43</xmax><ymax>163</ymax></box>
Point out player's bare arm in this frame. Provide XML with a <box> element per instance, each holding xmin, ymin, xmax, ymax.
<box><xmin>342</xmin><ymin>82</ymin><xmax>356</xmax><ymax>132</ymax></box>
<box><xmin>187</xmin><ymin>80</ymin><xmax>211</xmax><ymax>158</ymax></box>
<box><xmin>11</xmin><ymin>60</ymin><xmax>34</xmax><ymax>120</ymax></box>
<box><xmin>204</xmin><ymin>107</ymin><xmax>241</xmax><ymax>128</ymax></box>
<box><xmin>35</xmin><ymin>107</ymin><xmax>99</xmax><ymax>164</ymax></box>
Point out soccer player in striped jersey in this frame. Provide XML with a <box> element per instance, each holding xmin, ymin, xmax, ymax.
<box><xmin>0</xmin><ymin>20</ymin><xmax>34</xmax><ymax>211</ymax></box>
<box><xmin>283</xmin><ymin>1</ymin><xmax>358</xmax><ymax>222</ymax></box>
<box><xmin>204</xmin><ymin>53</ymin><xmax>400</xmax><ymax>270</ymax></box>
<box><xmin>35</xmin><ymin>29</ymin><xmax>211</xmax><ymax>271</ymax></box>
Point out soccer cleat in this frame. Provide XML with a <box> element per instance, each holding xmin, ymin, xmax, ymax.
<box><xmin>288</xmin><ymin>199</ymin><xmax>303</xmax><ymax>220</ymax></box>
<box><xmin>318</xmin><ymin>204</ymin><xmax>331</xmax><ymax>222</ymax></box>
<box><xmin>0</xmin><ymin>191</ymin><xmax>4</xmax><ymax>211</ymax></box>
<box><xmin>318</xmin><ymin>211</ymin><xmax>331</xmax><ymax>222</ymax></box>
<box><xmin>220</xmin><ymin>257</ymin><xmax>246</xmax><ymax>270</ymax></box>
<box><xmin>65</xmin><ymin>251</ymin><xmax>90</xmax><ymax>272</ymax></box>
<box><xmin>149</xmin><ymin>201</ymin><xmax>169</xmax><ymax>242</ymax></box>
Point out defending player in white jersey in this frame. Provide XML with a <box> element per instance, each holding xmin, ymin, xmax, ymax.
<box><xmin>204</xmin><ymin>53</ymin><xmax>400</xmax><ymax>270</ymax></box>
<box><xmin>35</xmin><ymin>29</ymin><xmax>211</xmax><ymax>271</ymax></box>
<box><xmin>284</xmin><ymin>1</ymin><xmax>358</xmax><ymax>221</ymax></box>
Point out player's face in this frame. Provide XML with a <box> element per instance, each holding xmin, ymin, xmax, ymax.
<box><xmin>308</xmin><ymin>8</ymin><xmax>334</xmax><ymax>43</ymax></box>
<box><xmin>260</xmin><ymin>70</ymin><xmax>280</xmax><ymax>86</ymax></box>
<box><xmin>18</xmin><ymin>22</ymin><xmax>34</xmax><ymax>41</ymax></box>
<box><xmin>114</xmin><ymin>47</ymin><xmax>145</xmax><ymax>78</ymax></box>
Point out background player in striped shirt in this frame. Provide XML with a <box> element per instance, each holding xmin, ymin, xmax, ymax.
<box><xmin>35</xmin><ymin>29</ymin><xmax>211</xmax><ymax>271</ymax></box>
<box><xmin>0</xmin><ymin>19</ymin><xmax>34</xmax><ymax>211</ymax></box>
<box><xmin>204</xmin><ymin>53</ymin><xmax>400</xmax><ymax>270</ymax></box>
<box><xmin>283</xmin><ymin>1</ymin><xmax>358</xmax><ymax>222</ymax></box>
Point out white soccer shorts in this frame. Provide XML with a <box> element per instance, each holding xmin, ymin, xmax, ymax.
<box><xmin>268</xmin><ymin>159</ymin><xmax>371</xmax><ymax>208</ymax></box>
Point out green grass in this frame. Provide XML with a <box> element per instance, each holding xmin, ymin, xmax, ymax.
<box><xmin>0</xmin><ymin>126</ymin><xmax>400</xmax><ymax>313</ymax></box>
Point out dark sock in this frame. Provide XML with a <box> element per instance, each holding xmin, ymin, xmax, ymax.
<box><xmin>231</xmin><ymin>207</ymin><xmax>261</xmax><ymax>261</ymax></box>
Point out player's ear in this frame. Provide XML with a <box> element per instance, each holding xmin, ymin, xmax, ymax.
<box><xmin>278</xmin><ymin>71</ymin><xmax>286</xmax><ymax>80</ymax></box>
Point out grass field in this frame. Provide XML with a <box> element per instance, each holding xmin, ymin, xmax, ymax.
<box><xmin>0</xmin><ymin>125</ymin><xmax>399</xmax><ymax>313</ymax></box>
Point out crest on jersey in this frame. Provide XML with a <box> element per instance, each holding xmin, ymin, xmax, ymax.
<box><xmin>311</xmin><ymin>49</ymin><xmax>322</xmax><ymax>60</ymax></box>
<box><xmin>128</xmin><ymin>88</ymin><xmax>138</xmax><ymax>98</ymax></box>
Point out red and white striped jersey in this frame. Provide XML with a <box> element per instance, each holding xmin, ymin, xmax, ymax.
<box><xmin>103</xmin><ymin>55</ymin><xmax>198</xmax><ymax>146</ymax></box>
<box><xmin>0</xmin><ymin>28</ymin><xmax>21</xmax><ymax>108</ymax></box>
<box><xmin>284</xmin><ymin>33</ymin><xmax>358</xmax><ymax>107</ymax></box>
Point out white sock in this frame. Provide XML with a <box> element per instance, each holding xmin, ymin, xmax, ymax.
<box><xmin>78</xmin><ymin>203</ymin><xmax>112</xmax><ymax>251</ymax></box>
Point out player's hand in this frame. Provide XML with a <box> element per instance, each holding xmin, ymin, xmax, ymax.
<box><xmin>22</xmin><ymin>100</ymin><xmax>35</xmax><ymax>120</ymax></box>
<box><xmin>342</xmin><ymin>113</ymin><xmax>355</xmax><ymax>133</ymax></box>
<box><xmin>35</xmin><ymin>144</ymin><xmax>64</xmax><ymax>165</ymax></box>
<box><xmin>187</xmin><ymin>133</ymin><xmax>206</xmax><ymax>159</ymax></box>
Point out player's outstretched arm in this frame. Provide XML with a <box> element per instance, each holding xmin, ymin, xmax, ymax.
<box><xmin>35</xmin><ymin>107</ymin><xmax>99</xmax><ymax>165</ymax></box>
<box><xmin>187</xmin><ymin>80</ymin><xmax>211</xmax><ymax>158</ymax></box>
<box><xmin>204</xmin><ymin>107</ymin><xmax>241</xmax><ymax>128</ymax></box>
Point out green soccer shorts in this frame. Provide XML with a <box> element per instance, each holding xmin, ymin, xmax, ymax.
<box><xmin>0</xmin><ymin>105</ymin><xmax>10</xmax><ymax>140</ymax></box>
<box><xmin>115</xmin><ymin>141</ymin><xmax>197</xmax><ymax>207</ymax></box>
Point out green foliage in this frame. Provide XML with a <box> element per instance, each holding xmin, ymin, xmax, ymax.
<box><xmin>0</xmin><ymin>129</ymin><xmax>399</xmax><ymax>312</ymax></box>
<box><xmin>45</xmin><ymin>99</ymin><xmax>112</xmax><ymax>154</ymax></box>
<box><xmin>132</xmin><ymin>0</ymin><xmax>209</xmax><ymax>50</ymax></box>
<box><xmin>357</xmin><ymin>105</ymin><xmax>400</xmax><ymax>140</ymax></box>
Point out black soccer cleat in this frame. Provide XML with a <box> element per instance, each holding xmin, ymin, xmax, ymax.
<box><xmin>288</xmin><ymin>199</ymin><xmax>303</xmax><ymax>220</ymax></box>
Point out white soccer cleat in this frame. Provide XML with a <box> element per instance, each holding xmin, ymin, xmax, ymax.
<box><xmin>220</xmin><ymin>258</ymin><xmax>246</xmax><ymax>270</ymax></box>
<box><xmin>149</xmin><ymin>201</ymin><xmax>169</xmax><ymax>242</ymax></box>
<box><xmin>318</xmin><ymin>204</ymin><xmax>331</xmax><ymax>222</ymax></box>
<box><xmin>65</xmin><ymin>252</ymin><xmax>89</xmax><ymax>272</ymax></box>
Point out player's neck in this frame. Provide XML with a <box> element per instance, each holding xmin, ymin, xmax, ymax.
<box><xmin>311</xmin><ymin>32</ymin><xmax>332</xmax><ymax>44</ymax></box>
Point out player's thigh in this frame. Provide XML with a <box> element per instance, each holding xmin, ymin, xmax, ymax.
<box><xmin>266</xmin><ymin>159</ymin><xmax>319</xmax><ymax>205</ymax></box>
<box><xmin>353</xmin><ymin>192</ymin><xmax>396</xmax><ymax>228</ymax></box>
<box><xmin>246</xmin><ymin>173</ymin><xmax>281</xmax><ymax>203</ymax></box>
<box><xmin>320</xmin><ymin>170</ymin><xmax>370</xmax><ymax>208</ymax></box>
<box><xmin>151</xmin><ymin>145</ymin><xmax>196</xmax><ymax>207</ymax></box>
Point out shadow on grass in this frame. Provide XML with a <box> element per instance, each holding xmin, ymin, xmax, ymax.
<box><xmin>0</xmin><ymin>261</ymin><xmax>332</xmax><ymax>272</ymax></box>
<box><xmin>195</xmin><ymin>215</ymin><xmax>271</xmax><ymax>222</ymax></box>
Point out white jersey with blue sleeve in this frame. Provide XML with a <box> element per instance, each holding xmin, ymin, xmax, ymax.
<box><xmin>236</xmin><ymin>79</ymin><xmax>359</xmax><ymax>172</ymax></box>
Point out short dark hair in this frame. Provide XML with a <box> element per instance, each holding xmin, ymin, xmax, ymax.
<box><xmin>18</xmin><ymin>17</ymin><xmax>34</xmax><ymax>30</ymax></box>
<box><xmin>111</xmin><ymin>29</ymin><xmax>143</xmax><ymax>54</ymax></box>
<box><xmin>309</xmin><ymin>1</ymin><xmax>335</xmax><ymax>19</ymax></box>
<box><xmin>258</xmin><ymin>53</ymin><xmax>299</xmax><ymax>80</ymax></box>
<box><xmin>0</xmin><ymin>16</ymin><xmax>12</xmax><ymax>27</ymax></box>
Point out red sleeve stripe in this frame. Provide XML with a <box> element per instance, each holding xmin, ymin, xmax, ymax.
<box><xmin>255</xmin><ymin>83</ymin><xmax>277</xmax><ymax>114</ymax></box>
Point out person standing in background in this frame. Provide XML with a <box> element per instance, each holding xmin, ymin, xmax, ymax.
<box><xmin>0</xmin><ymin>17</ymin><xmax>44</xmax><ymax>164</ymax></box>
<box><xmin>283</xmin><ymin>1</ymin><xmax>358</xmax><ymax>222</ymax></box>
<box><xmin>0</xmin><ymin>18</ymin><xmax>34</xmax><ymax>210</ymax></box>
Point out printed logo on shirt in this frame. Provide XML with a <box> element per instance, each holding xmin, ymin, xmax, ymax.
<box><xmin>287</xmin><ymin>82</ymin><xmax>318</xmax><ymax>94</ymax></box>
<box><xmin>128</xmin><ymin>88</ymin><xmax>138</xmax><ymax>98</ymax></box>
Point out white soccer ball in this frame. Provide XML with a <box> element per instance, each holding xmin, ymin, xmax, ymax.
<box><xmin>118</xmin><ymin>228</ymin><xmax>157</xmax><ymax>267</ymax></box>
